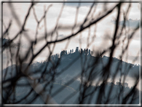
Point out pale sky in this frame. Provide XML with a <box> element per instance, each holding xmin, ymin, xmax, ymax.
<box><xmin>2</xmin><ymin>1</ymin><xmax>140</xmax><ymax>64</ymax></box>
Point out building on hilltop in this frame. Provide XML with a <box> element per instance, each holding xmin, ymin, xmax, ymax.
<box><xmin>75</xmin><ymin>47</ymin><xmax>79</xmax><ymax>53</ymax></box>
<box><xmin>124</xmin><ymin>83</ymin><xmax>128</xmax><ymax>87</ymax></box>
<box><xmin>60</xmin><ymin>50</ymin><xmax>67</xmax><ymax>57</ymax></box>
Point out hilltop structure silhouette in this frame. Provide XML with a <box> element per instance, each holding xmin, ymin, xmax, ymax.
<box><xmin>51</xmin><ymin>47</ymin><xmax>93</xmax><ymax>61</ymax></box>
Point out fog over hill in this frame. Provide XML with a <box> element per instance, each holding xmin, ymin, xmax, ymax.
<box><xmin>2</xmin><ymin>47</ymin><xmax>141</xmax><ymax>104</ymax></box>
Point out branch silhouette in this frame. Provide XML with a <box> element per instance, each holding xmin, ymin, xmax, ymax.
<box><xmin>1</xmin><ymin>1</ymin><xmax>141</xmax><ymax>105</ymax></box>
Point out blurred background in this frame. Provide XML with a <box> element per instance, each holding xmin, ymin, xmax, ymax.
<box><xmin>1</xmin><ymin>0</ymin><xmax>141</xmax><ymax>105</ymax></box>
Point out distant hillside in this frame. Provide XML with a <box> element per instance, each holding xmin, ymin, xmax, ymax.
<box><xmin>2</xmin><ymin>47</ymin><xmax>141</xmax><ymax>104</ymax></box>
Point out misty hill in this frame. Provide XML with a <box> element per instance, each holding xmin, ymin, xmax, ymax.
<box><xmin>2</xmin><ymin>47</ymin><xmax>141</xmax><ymax>104</ymax></box>
<box><xmin>3</xmin><ymin>47</ymin><xmax>140</xmax><ymax>80</ymax></box>
<box><xmin>2</xmin><ymin>78</ymin><xmax>140</xmax><ymax>104</ymax></box>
